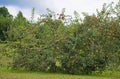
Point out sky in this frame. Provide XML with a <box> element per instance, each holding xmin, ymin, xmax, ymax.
<box><xmin>0</xmin><ymin>0</ymin><xmax>119</xmax><ymax>21</ymax></box>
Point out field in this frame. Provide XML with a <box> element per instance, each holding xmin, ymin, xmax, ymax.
<box><xmin>0</xmin><ymin>68</ymin><xmax>120</xmax><ymax>79</ymax></box>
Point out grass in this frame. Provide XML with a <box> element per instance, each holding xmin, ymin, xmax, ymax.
<box><xmin>0</xmin><ymin>54</ymin><xmax>120</xmax><ymax>79</ymax></box>
<box><xmin>0</xmin><ymin>68</ymin><xmax>120</xmax><ymax>79</ymax></box>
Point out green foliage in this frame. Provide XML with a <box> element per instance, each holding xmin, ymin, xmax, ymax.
<box><xmin>0</xmin><ymin>1</ymin><xmax>120</xmax><ymax>75</ymax></box>
<box><xmin>7</xmin><ymin>11</ymin><xmax>29</xmax><ymax>41</ymax></box>
<box><xmin>0</xmin><ymin>7</ymin><xmax>13</xmax><ymax>40</ymax></box>
<box><xmin>0</xmin><ymin>6</ymin><xmax>12</xmax><ymax>17</ymax></box>
<box><xmin>30</xmin><ymin>7</ymin><xmax>35</xmax><ymax>23</ymax></box>
<box><xmin>13</xmin><ymin>11</ymin><xmax>28</xmax><ymax>26</ymax></box>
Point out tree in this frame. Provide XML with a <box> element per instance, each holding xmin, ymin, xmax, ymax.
<box><xmin>0</xmin><ymin>6</ymin><xmax>13</xmax><ymax>40</ymax></box>
<box><xmin>30</xmin><ymin>7</ymin><xmax>35</xmax><ymax>23</ymax></box>
<box><xmin>5</xmin><ymin>0</ymin><xmax>120</xmax><ymax>74</ymax></box>
<box><xmin>7</xmin><ymin>11</ymin><xmax>29</xmax><ymax>41</ymax></box>
<box><xmin>0</xmin><ymin>6</ymin><xmax>12</xmax><ymax>17</ymax></box>
<box><xmin>13</xmin><ymin>11</ymin><xmax>28</xmax><ymax>26</ymax></box>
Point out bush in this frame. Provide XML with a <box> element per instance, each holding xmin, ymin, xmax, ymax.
<box><xmin>1</xmin><ymin>1</ymin><xmax>120</xmax><ymax>74</ymax></box>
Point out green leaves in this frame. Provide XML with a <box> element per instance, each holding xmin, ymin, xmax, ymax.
<box><xmin>1</xmin><ymin>1</ymin><xmax>120</xmax><ymax>74</ymax></box>
<box><xmin>0</xmin><ymin>7</ymin><xmax>13</xmax><ymax>40</ymax></box>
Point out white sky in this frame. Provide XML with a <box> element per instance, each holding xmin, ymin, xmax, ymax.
<box><xmin>1</xmin><ymin>0</ymin><xmax>119</xmax><ymax>21</ymax></box>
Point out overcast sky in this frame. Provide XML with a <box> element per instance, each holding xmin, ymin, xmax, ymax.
<box><xmin>0</xmin><ymin>0</ymin><xmax>119</xmax><ymax>20</ymax></box>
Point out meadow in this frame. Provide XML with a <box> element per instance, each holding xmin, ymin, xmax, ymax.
<box><xmin>0</xmin><ymin>68</ymin><xmax>120</xmax><ymax>79</ymax></box>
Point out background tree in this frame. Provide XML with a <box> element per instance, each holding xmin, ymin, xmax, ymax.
<box><xmin>0</xmin><ymin>6</ymin><xmax>13</xmax><ymax>41</ymax></box>
<box><xmin>7</xmin><ymin>11</ymin><xmax>29</xmax><ymax>41</ymax></box>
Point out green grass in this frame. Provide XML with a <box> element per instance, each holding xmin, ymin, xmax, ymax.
<box><xmin>0</xmin><ymin>68</ymin><xmax>120</xmax><ymax>79</ymax></box>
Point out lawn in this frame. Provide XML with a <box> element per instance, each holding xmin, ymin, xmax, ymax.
<box><xmin>0</xmin><ymin>68</ymin><xmax>120</xmax><ymax>79</ymax></box>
